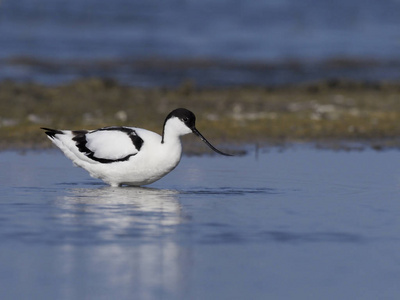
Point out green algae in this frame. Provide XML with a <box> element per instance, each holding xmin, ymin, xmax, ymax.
<box><xmin>1</xmin><ymin>79</ymin><xmax>400</xmax><ymax>152</ymax></box>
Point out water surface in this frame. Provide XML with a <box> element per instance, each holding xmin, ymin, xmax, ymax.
<box><xmin>0</xmin><ymin>148</ymin><xmax>400</xmax><ymax>299</ymax></box>
<box><xmin>2</xmin><ymin>0</ymin><xmax>399</xmax><ymax>61</ymax></box>
<box><xmin>1</xmin><ymin>0</ymin><xmax>400</xmax><ymax>85</ymax></box>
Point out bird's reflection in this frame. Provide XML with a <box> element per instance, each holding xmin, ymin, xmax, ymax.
<box><xmin>56</xmin><ymin>186</ymin><xmax>183</xmax><ymax>242</ymax></box>
<box><xmin>54</xmin><ymin>187</ymin><xmax>190</xmax><ymax>299</ymax></box>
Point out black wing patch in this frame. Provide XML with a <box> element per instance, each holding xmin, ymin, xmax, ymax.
<box><xmin>72</xmin><ymin>127</ymin><xmax>144</xmax><ymax>164</ymax></box>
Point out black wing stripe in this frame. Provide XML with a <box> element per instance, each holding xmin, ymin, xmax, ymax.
<box><xmin>72</xmin><ymin>127</ymin><xmax>142</xmax><ymax>164</ymax></box>
<box><xmin>95</xmin><ymin>126</ymin><xmax>144</xmax><ymax>151</ymax></box>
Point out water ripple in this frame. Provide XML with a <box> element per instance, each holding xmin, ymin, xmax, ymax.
<box><xmin>260</xmin><ymin>231</ymin><xmax>365</xmax><ymax>244</ymax></box>
<box><xmin>180</xmin><ymin>187</ymin><xmax>278</xmax><ymax>196</ymax></box>
<box><xmin>200</xmin><ymin>231</ymin><xmax>366</xmax><ymax>245</ymax></box>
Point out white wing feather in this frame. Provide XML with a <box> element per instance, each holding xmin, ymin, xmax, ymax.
<box><xmin>85</xmin><ymin>129</ymin><xmax>139</xmax><ymax>160</ymax></box>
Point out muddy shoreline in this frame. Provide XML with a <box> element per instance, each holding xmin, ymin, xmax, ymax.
<box><xmin>1</xmin><ymin>78</ymin><xmax>399</xmax><ymax>153</ymax></box>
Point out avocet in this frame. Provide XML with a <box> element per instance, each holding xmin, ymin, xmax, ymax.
<box><xmin>42</xmin><ymin>108</ymin><xmax>232</xmax><ymax>187</ymax></box>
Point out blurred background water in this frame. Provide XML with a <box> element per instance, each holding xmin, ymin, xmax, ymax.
<box><xmin>1</xmin><ymin>0</ymin><xmax>399</xmax><ymax>86</ymax></box>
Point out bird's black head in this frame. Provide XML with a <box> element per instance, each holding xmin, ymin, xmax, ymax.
<box><xmin>166</xmin><ymin>108</ymin><xmax>196</xmax><ymax>130</ymax></box>
<box><xmin>162</xmin><ymin>108</ymin><xmax>233</xmax><ymax>156</ymax></box>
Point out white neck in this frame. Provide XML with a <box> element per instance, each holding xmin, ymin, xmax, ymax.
<box><xmin>162</xmin><ymin>117</ymin><xmax>192</xmax><ymax>144</ymax></box>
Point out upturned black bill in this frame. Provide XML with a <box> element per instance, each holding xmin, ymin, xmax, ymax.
<box><xmin>192</xmin><ymin>128</ymin><xmax>233</xmax><ymax>156</ymax></box>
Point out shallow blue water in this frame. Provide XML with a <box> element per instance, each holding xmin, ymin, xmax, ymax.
<box><xmin>1</xmin><ymin>148</ymin><xmax>400</xmax><ymax>299</ymax></box>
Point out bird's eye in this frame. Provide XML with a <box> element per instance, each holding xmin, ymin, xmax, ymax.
<box><xmin>182</xmin><ymin>117</ymin><xmax>189</xmax><ymax>122</ymax></box>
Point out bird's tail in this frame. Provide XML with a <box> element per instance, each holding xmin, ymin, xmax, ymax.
<box><xmin>41</xmin><ymin>127</ymin><xmax>64</xmax><ymax>139</ymax></box>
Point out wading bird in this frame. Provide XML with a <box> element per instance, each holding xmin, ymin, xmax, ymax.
<box><xmin>42</xmin><ymin>108</ymin><xmax>232</xmax><ymax>186</ymax></box>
